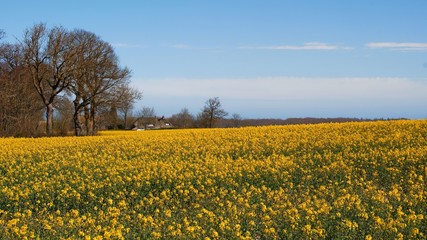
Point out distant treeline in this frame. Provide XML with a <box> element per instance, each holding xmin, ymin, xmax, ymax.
<box><xmin>217</xmin><ymin>117</ymin><xmax>409</xmax><ymax>128</ymax></box>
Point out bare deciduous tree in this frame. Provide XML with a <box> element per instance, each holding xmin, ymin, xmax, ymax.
<box><xmin>199</xmin><ymin>97</ymin><xmax>228</xmax><ymax>128</ymax></box>
<box><xmin>22</xmin><ymin>24</ymin><xmax>74</xmax><ymax>136</ymax></box>
<box><xmin>69</xmin><ymin>29</ymin><xmax>131</xmax><ymax>135</ymax></box>
<box><xmin>113</xmin><ymin>84</ymin><xmax>142</xmax><ymax>129</ymax></box>
<box><xmin>170</xmin><ymin>108</ymin><xmax>195</xmax><ymax>128</ymax></box>
<box><xmin>231</xmin><ymin>113</ymin><xmax>242</xmax><ymax>128</ymax></box>
<box><xmin>54</xmin><ymin>96</ymin><xmax>74</xmax><ymax>135</ymax></box>
<box><xmin>0</xmin><ymin>40</ymin><xmax>44</xmax><ymax>136</ymax></box>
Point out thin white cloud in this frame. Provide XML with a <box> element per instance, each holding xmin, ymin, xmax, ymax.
<box><xmin>366</xmin><ymin>42</ymin><xmax>427</xmax><ymax>51</ymax></box>
<box><xmin>169</xmin><ymin>44</ymin><xmax>225</xmax><ymax>53</ymax></box>
<box><xmin>137</xmin><ymin>77</ymin><xmax>427</xmax><ymax>101</ymax></box>
<box><xmin>242</xmin><ymin>42</ymin><xmax>353</xmax><ymax>51</ymax></box>
<box><xmin>112</xmin><ymin>43</ymin><xmax>145</xmax><ymax>49</ymax></box>
<box><xmin>133</xmin><ymin>77</ymin><xmax>427</xmax><ymax>118</ymax></box>
<box><xmin>171</xmin><ymin>44</ymin><xmax>190</xmax><ymax>49</ymax></box>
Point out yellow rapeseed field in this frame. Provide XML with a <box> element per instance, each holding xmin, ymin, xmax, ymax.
<box><xmin>0</xmin><ymin>120</ymin><xmax>426</xmax><ymax>239</ymax></box>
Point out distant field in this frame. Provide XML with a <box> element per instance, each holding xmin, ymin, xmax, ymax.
<box><xmin>0</xmin><ymin>120</ymin><xmax>426</xmax><ymax>239</ymax></box>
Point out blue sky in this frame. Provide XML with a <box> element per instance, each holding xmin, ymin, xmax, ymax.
<box><xmin>1</xmin><ymin>1</ymin><xmax>427</xmax><ymax>119</ymax></box>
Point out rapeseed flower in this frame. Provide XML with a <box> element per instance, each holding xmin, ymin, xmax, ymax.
<box><xmin>0</xmin><ymin>120</ymin><xmax>426</xmax><ymax>238</ymax></box>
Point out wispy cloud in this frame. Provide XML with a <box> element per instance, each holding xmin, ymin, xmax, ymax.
<box><xmin>242</xmin><ymin>42</ymin><xmax>353</xmax><ymax>51</ymax></box>
<box><xmin>366</xmin><ymin>42</ymin><xmax>427</xmax><ymax>51</ymax></box>
<box><xmin>138</xmin><ymin>77</ymin><xmax>427</xmax><ymax>101</ymax></box>
<box><xmin>169</xmin><ymin>44</ymin><xmax>226</xmax><ymax>53</ymax></box>
<box><xmin>112</xmin><ymin>43</ymin><xmax>144</xmax><ymax>49</ymax></box>
<box><xmin>171</xmin><ymin>44</ymin><xmax>190</xmax><ymax>49</ymax></box>
<box><xmin>134</xmin><ymin>77</ymin><xmax>427</xmax><ymax>118</ymax></box>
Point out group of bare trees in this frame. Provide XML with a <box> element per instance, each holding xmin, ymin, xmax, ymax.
<box><xmin>133</xmin><ymin>97</ymin><xmax>230</xmax><ymax>129</ymax></box>
<box><xmin>165</xmin><ymin>97</ymin><xmax>229</xmax><ymax>128</ymax></box>
<box><xmin>0</xmin><ymin>29</ymin><xmax>44</xmax><ymax>136</ymax></box>
<box><xmin>0</xmin><ymin>24</ymin><xmax>141</xmax><ymax>137</ymax></box>
<box><xmin>1</xmin><ymin>24</ymin><xmax>234</xmax><ymax>136</ymax></box>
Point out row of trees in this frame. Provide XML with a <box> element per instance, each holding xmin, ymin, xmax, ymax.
<box><xmin>1</xmin><ymin>25</ymin><xmax>234</xmax><ymax>136</ymax></box>
<box><xmin>136</xmin><ymin>97</ymin><xmax>239</xmax><ymax>129</ymax></box>
<box><xmin>0</xmin><ymin>24</ymin><xmax>142</xmax><ymax>136</ymax></box>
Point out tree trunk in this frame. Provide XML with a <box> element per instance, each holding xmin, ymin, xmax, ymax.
<box><xmin>89</xmin><ymin>103</ymin><xmax>97</xmax><ymax>135</ymax></box>
<box><xmin>84</xmin><ymin>105</ymin><xmax>90</xmax><ymax>135</ymax></box>
<box><xmin>73</xmin><ymin>97</ymin><xmax>82</xmax><ymax>136</ymax></box>
<box><xmin>73</xmin><ymin>110</ymin><xmax>82</xmax><ymax>136</ymax></box>
<box><xmin>123</xmin><ymin>111</ymin><xmax>128</xmax><ymax>129</ymax></box>
<box><xmin>46</xmin><ymin>103</ymin><xmax>54</xmax><ymax>136</ymax></box>
<box><xmin>209</xmin><ymin>112</ymin><xmax>214</xmax><ymax>128</ymax></box>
